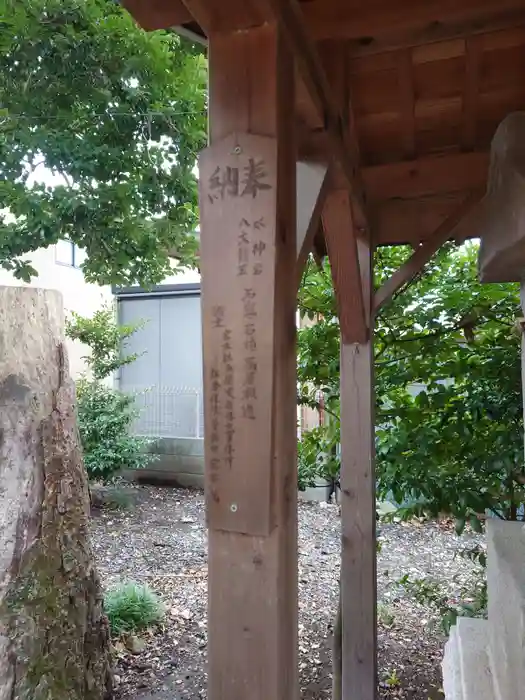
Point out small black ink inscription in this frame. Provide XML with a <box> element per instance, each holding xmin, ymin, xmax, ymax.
<box><xmin>209</xmin><ymin>365</ymin><xmax>221</xmax><ymax>477</ymax></box>
<box><xmin>212</xmin><ymin>306</ymin><xmax>225</xmax><ymax>329</ymax></box>
<box><xmin>252</xmin><ymin>240</ymin><xmax>266</xmax><ymax>257</ymax></box>
<box><xmin>242</xmin><ymin>291</ymin><xmax>258</xmax><ymax>420</ymax></box>
<box><xmin>222</xmin><ymin>328</ymin><xmax>235</xmax><ymax>469</ymax></box>
<box><xmin>238</xmin><ymin>229</ymin><xmax>250</xmax><ymax>276</ymax></box>
<box><xmin>208</xmin><ymin>165</ymin><xmax>239</xmax><ymax>203</ymax></box>
<box><xmin>241</xmin><ymin>159</ymin><xmax>272</xmax><ymax>198</ymax></box>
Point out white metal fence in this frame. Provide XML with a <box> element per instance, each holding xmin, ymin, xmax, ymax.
<box><xmin>127</xmin><ymin>385</ymin><xmax>204</xmax><ymax>439</ymax></box>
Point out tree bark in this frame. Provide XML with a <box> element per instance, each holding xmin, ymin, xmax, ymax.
<box><xmin>0</xmin><ymin>287</ymin><xmax>113</xmax><ymax>700</ymax></box>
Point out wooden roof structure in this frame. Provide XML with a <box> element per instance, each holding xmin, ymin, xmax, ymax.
<box><xmin>121</xmin><ymin>2</ymin><xmax>525</xmax><ymax>699</ymax></box>
<box><xmin>124</xmin><ymin>0</ymin><xmax>525</xmax><ymax>250</ymax></box>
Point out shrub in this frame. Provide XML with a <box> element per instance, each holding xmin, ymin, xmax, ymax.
<box><xmin>297</xmin><ymin>438</ymin><xmax>320</xmax><ymax>491</ymax></box>
<box><xmin>297</xmin><ymin>426</ymin><xmax>340</xmax><ymax>492</ymax></box>
<box><xmin>397</xmin><ymin>547</ymin><xmax>487</xmax><ymax>634</ymax></box>
<box><xmin>104</xmin><ymin>582</ymin><xmax>165</xmax><ymax>635</ymax></box>
<box><xmin>76</xmin><ymin>380</ymin><xmax>155</xmax><ymax>483</ymax></box>
<box><xmin>66</xmin><ymin>304</ymin><xmax>144</xmax><ymax>381</ymax></box>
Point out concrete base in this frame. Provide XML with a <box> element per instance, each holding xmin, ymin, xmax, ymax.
<box><xmin>443</xmin><ymin>520</ymin><xmax>525</xmax><ymax>700</ymax></box>
<box><xmin>298</xmin><ymin>481</ymin><xmax>331</xmax><ymax>502</ymax></box>
<box><xmin>123</xmin><ymin>437</ymin><xmax>205</xmax><ymax>488</ymax></box>
<box><xmin>443</xmin><ymin>623</ymin><xmax>462</xmax><ymax>700</ymax></box>
<box><xmin>442</xmin><ymin>618</ymin><xmax>494</xmax><ymax>700</ymax></box>
<box><xmin>123</xmin><ymin>437</ymin><xmax>331</xmax><ymax>501</ymax></box>
<box><xmin>486</xmin><ymin>520</ymin><xmax>525</xmax><ymax>700</ymax></box>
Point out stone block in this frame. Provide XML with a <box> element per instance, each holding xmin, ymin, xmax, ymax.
<box><xmin>443</xmin><ymin>624</ymin><xmax>462</xmax><ymax>700</ymax></box>
<box><xmin>486</xmin><ymin>519</ymin><xmax>525</xmax><ymax>700</ymax></box>
<box><xmin>478</xmin><ymin>112</ymin><xmax>525</xmax><ymax>283</ymax></box>
<box><xmin>456</xmin><ymin>618</ymin><xmax>494</xmax><ymax>700</ymax></box>
<box><xmin>442</xmin><ymin>619</ymin><xmax>495</xmax><ymax>700</ymax></box>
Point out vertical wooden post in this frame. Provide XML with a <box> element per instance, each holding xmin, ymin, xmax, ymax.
<box><xmin>199</xmin><ymin>24</ymin><xmax>298</xmax><ymax>700</ymax></box>
<box><xmin>340</xmin><ymin>236</ymin><xmax>377</xmax><ymax>700</ymax></box>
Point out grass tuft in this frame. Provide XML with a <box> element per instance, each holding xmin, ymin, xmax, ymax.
<box><xmin>104</xmin><ymin>581</ymin><xmax>165</xmax><ymax>635</ymax></box>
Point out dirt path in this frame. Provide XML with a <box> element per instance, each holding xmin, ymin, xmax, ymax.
<box><xmin>90</xmin><ymin>485</ymin><xmax>483</xmax><ymax>699</ymax></box>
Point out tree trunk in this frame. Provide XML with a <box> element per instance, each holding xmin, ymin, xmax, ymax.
<box><xmin>0</xmin><ymin>287</ymin><xmax>113</xmax><ymax>700</ymax></box>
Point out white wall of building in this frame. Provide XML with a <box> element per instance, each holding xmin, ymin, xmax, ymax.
<box><xmin>0</xmin><ymin>242</ymin><xmax>113</xmax><ymax>378</ymax></box>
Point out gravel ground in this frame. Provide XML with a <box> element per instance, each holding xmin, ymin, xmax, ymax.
<box><xmin>90</xmin><ymin>485</ymin><xmax>483</xmax><ymax>699</ymax></box>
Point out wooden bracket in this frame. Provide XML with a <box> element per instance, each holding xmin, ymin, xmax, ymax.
<box><xmin>296</xmin><ymin>163</ymin><xmax>330</xmax><ymax>289</ymax></box>
<box><xmin>322</xmin><ymin>189</ymin><xmax>368</xmax><ymax>344</ymax></box>
<box><xmin>199</xmin><ymin>132</ymin><xmax>278</xmax><ymax>537</ymax></box>
<box><xmin>374</xmin><ymin>190</ymin><xmax>483</xmax><ymax>314</ymax></box>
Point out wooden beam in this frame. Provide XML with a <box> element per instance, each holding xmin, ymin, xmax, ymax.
<box><xmin>462</xmin><ymin>36</ymin><xmax>481</xmax><ymax>150</ymax></box>
<box><xmin>340</xmin><ymin>234</ymin><xmax>376</xmax><ymax>700</ymax></box>
<box><xmin>121</xmin><ymin>0</ymin><xmax>192</xmax><ymax>30</ymax></box>
<box><xmin>374</xmin><ymin>190</ymin><xmax>483</xmax><ymax>312</ymax></box>
<box><xmin>299</xmin><ymin>137</ymin><xmax>490</xmax><ymax>200</ymax></box>
<box><xmin>262</xmin><ymin>0</ymin><xmax>368</xmax><ymax>228</ymax></box>
<box><xmin>296</xmin><ymin>163</ymin><xmax>330</xmax><ymax>288</ymax></box>
<box><xmin>397</xmin><ymin>49</ymin><xmax>416</xmax><ymax>159</ymax></box>
<box><xmin>363</xmin><ymin>151</ymin><xmax>489</xmax><ymax>201</ymax></box>
<box><xmin>199</xmin><ymin>24</ymin><xmax>298</xmax><ymax>700</ymax></box>
<box><xmin>123</xmin><ymin>0</ymin><xmax>525</xmax><ymax>60</ymax></box>
<box><xmin>322</xmin><ymin>190</ymin><xmax>367</xmax><ymax>344</ymax></box>
<box><xmin>303</xmin><ymin>0</ymin><xmax>525</xmax><ymax>51</ymax></box>
<box><xmin>373</xmin><ymin>192</ymin><xmax>479</xmax><ymax>246</ymax></box>
<box><xmin>316</xmin><ymin>38</ymin><xmax>369</xmax><ymax>339</ymax></box>
<box><xmin>180</xmin><ymin>0</ymin><xmax>269</xmax><ymax>35</ymax></box>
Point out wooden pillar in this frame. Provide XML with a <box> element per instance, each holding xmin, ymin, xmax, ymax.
<box><xmin>323</xmin><ymin>190</ymin><xmax>377</xmax><ymax>700</ymax></box>
<box><xmin>339</xmin><ymin>234</ymin><xmax>377</xmax><ymax>700</ymax></box>
<box><xmin>198</xmin><ymin>24</ymin><xmax>298</xmax><ymax>700</ymax></box>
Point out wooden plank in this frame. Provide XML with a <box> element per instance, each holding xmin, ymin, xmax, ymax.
<box><xmin>412</xmin><ymin>38</ymin><xmax>466</xmax><ymax>64</ymax></box>
<box><xmin>299</xmin><ymin>134</ymin><xmax>490</xmax><ymax>198</ymax></box>
<box><xmin>397</xmin><ymin>49</ymin><xmax>416</xmax><ymax>158</ymax></box>
<box><xmin>201</xmin><ymin>24</ymin><xmax>298</xmax><ymax>700</ymax></box>
<box><xmin>374</xmin><ymin>190</ymin><xmax>483</xmax><ymax>312</ymax></box>
<box><xmin>340</xmin><ymin>234</ymin><xmax>376</xmax><ymax>700</ymax></box>
<box><xmin>200</xmin><ymin>133</ymin><xmax>277</xmax><ymax>536</ymax></box>
<box><xmin>362</xmin><ymin>150</ymin><xmax>489</xmax><ymax>200</ymax></box>
<box><xmin>462</xmin><ymin>36</ymin><xmax>481</xmax><ymax>149</ymax></box>
<box><xmin>180</xmin><ymin>0</ymin><xmax>267</xmax><ymax>35</ymax></box>
<box><xmin>123</xmin><ymin>0</ymin><xmax>525</xmax><ymax>57</ymax></box>
<box><xmin>322</xmin><ymin>190</ymin><xmax>367</xmax><ymax>343</ymax></box>
<box><xmin>121</xmin><ymin>0</ymin><xmax>192</xmax><ymax>30</ymax></box>
<box><xmin>303</xmin><ymin>0</ymin><xmax>525</xmax><ymax>49</ymax></box>
<box><xmin>262</xmin><ymin>0</ymin><xmax>368</xmax><ymax>228</ymax></box>
<box><xmin>478</xmin><ymin>25</ymin><xmax>525</xmax><ymax>51</ymax></box>
<box><xmin>373</xmin><ymin>192</ymin><xmax>479</xmax><ymax>245</ymax></box>
<box><xmin>318</xmin><ymin>40</ymin><xmax>369</xmax><ymax>342</ymax></box>
<box><xmin>318</xmin><ymin>39</ymin><xmax>367</xmax><ymax>233</ymax></box>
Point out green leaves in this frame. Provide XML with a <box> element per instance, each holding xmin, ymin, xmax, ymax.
<box><xmin>297</xmin><ymin>242</ymin><xmax>525</xmax><ymax>524</ymax></box>
<box><xmin>76</xmin><ymin>379</ymin><xmax>155</xmax><ymax>482</ymax></box>
<box><xmin>0</xmin><ymin>0</ymin><xmax>206</xmax><ymax>286</ymax></box>
<box><xmin>65</xmin><ymin>303</ymin><xmax>144</xmax><ymax>380</ymax></box>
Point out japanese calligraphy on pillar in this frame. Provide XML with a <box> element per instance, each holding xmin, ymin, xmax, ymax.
<box><xmin>199</xmin><ymin>133</ymin><xmax>277</xmax><ymax>536</ymax></box>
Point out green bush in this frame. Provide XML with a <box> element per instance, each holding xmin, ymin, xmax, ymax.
<box><xmin>66</xmin><ymin>305</ymin><xmax>144</xmax><ymax>381</ymax></box>
<box><xmin>76</xmin><ymin>380</ymin><xmax>154</xmax><ymax>483</ymax></box>
<box><xmin>397</xmin><ymin>547</ymin><xmax>487</xmax><ymax>634</ymax></box>
<box><xmin>297</xmin><ymin>438</ymin><xmax>320</xmax><ymax>492</ymax></box>
<box><xmin>297</xmin><ymin>425</ymin><xmax>340</xmax><ymax>491</ymax></box>
<box><xmin>104</xmin><ymin>582</ymin><xmax>165</xmax><ymax>635</ymax></box>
